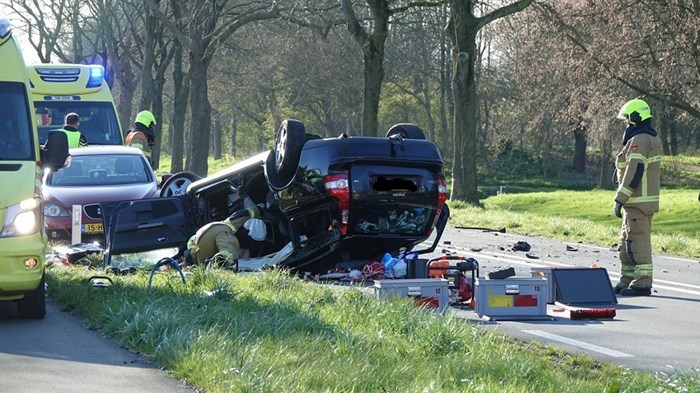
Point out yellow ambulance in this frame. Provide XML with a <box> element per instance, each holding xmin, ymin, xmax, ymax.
<box><xmin>27</xmin><ymin>63</ymin><xmax>124</xmax><ymax>146</ymax></box>
<box><xmin>0</xmin><ymin>16</ymin><xmax>68</xmax><ymax>318</ymax></box>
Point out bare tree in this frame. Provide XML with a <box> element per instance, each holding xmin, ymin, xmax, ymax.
<box><xmin>1</xmin><ymin>0</ymin><xmax>77</xmax><ymax>62</ymax></box>
<box><xmin>146</xmin><ymin>0</ymin><xmax>279</xmax><ymax>176</ymax></box>
<box><xmin>447</xmin><ymin>0</ymin><xmax>534</xmax><ymax>204</ymax></box>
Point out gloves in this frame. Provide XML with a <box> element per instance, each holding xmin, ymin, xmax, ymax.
<box><xmin>613</xmin><ymin>201</ymin><xmax>623</xmax><ymax>218</ymax></box>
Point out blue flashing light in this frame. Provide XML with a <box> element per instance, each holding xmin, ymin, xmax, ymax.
<box><xmin>0</xmin><ymin>17</ymin><xmax>11</xmax><ymax>39</ymax></box>
<box><xmin>86</xmin><ymin>65</ymin><xmax>104</xmax><ymax>88</ymax></box>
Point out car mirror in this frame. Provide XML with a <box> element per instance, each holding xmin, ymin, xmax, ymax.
<box><xmin>40</xmin><ymin>131</ymin><xmax>69</xmax><ymax>171</ymax></box>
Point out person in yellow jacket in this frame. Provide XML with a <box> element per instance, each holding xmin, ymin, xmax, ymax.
<box><xmin>613</xmin><ymin>98</ymin><xmax>662</xmax><ymax>296</ymax></box>
<box><xmin>125</xmin><ymin>110</ymin><xmax>156</xmax><ymax>166</ymax></box>
<box><xmin>58</xmin><ymin>112</ymin><xmax>88</xmax><ymax>148</ymax></box>
<box><xmin>185</xmin><ymin>205</ymin><xmax>262</xmax><ymax>268</ymax></box>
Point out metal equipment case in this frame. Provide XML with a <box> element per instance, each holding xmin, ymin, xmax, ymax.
<box><xmin>475</xmin><ymin>277</ymin><xmax>549</xmax><ymax>320</ymax></box>
<box><xmin>374</xmin><ymin>279</ymin><xmax>450</xmax><ymax>312</ymax></box>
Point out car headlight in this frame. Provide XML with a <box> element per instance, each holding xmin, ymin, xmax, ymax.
<box><xmin>44</xmin><ymin>203</ymin><xmax>70</xmax><ymax>217</ymax></box>
<box><xmin>0</xmin><ymin>198</ymin><xmax>42</xmax><ymax>237</ymax></box>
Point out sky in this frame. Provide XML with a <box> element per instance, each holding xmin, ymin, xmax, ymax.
<box><xmin>3</xmin><ymin>9</ymin><xmax>43</xmax><ymax>63</ymax></box>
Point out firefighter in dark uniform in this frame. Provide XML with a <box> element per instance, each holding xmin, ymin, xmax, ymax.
<box><xmin>613</xmin><ymin>98</ymin><xmax>662</xmax><ymax>296</ymax></box>
<box><xmin>185</xmin><ymin>206</ymin><xmax>261</xmax><ymax>268</ymax></box>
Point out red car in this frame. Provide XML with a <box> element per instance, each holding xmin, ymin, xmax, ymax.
<box><xmin>42</xmin><ymin>146</ymin><xmax>161</xmax><ymax>244</ymax></box>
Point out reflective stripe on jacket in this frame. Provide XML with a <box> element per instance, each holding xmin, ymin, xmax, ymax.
<box><xmin>615</xmin><ymin>132</ymin><xmax>662</xmax><ymax>214</ymax></box>
<box><xmin>125</xmin><ymin>130</ymin><xmax>151</xmax><ymax>163</ymax></box>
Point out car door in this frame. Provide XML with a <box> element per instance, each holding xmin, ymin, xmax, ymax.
<box><xmin>100</xmin><ymin>196</ymin><xmax>192</xmax><ymax>267</ymax></box>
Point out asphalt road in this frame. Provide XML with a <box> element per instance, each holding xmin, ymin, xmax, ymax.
<box><xmin>0</xmin><ymin>299</ymin><xmax>193</xmax><ymax>393</ymax></box>
<box><xmin>433</xmin><ymin>226</ymin><xmax>700</xmax><ymax>374</ymax></box>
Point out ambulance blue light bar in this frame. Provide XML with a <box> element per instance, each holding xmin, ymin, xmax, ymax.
<box><xmin>86</xmin><ymin>65</ymin><xmax>104</xmax><ymax>88</ymax></box>
<box><xmin>0</xmin><ymin>17</ymin><xmax>11</xmax><ymax>39</ymax></box>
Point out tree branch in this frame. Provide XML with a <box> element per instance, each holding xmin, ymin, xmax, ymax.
<box><xmin>537</xmin><ymin>1</ymin><xmax>700</xmax><ymax>119</ymax></box>
<box><xmin>143</xmin><ymin>0</ymin><xmax>190</xmax><ymax>46</ymax></box>
<box><xmin>477</xmin><ymin>0</ymin><xmax>535</xmax><ymax>30</ymax></box>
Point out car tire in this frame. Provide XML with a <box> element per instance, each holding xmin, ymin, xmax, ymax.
<box><xmin>159</xmin><ymin>171</ymin><xmax>201</xmax><ymax>197</ymax></box>
<box><xmin>17</xmin><ymin>274</ymin><xmax>46</xmax><ymax>319</ymax></box>
<box><xmin>385</xmin><ymin>123</ymin><xmax>426</xmax><ymax>140</ymax></box>
<box><xmin>267</xmin><ymin>119</ymin><xmax>305</xmax><ymax>189</ymax></box>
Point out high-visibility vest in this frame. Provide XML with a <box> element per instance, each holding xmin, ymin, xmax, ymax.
<box><xmin>59</xmin><ymin>128</ymin><xmax>82</xmax><ymax>148</ymax></box>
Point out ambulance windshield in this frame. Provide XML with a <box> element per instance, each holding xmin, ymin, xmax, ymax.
<box><xmin>0</xmin><ymin>82</ymin><xmax>34</xmax><ymax>161</ymax></box>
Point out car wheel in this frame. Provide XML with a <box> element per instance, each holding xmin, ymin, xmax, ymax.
<box><xmin>385</xmin><ymin>123</ymin><xmax>426</xmax><ymax>140</ymax></box>
<box><xmin>274</xmin><ymin>119</ymin><xmax>306</xmax><ymax>180</ymax></box>
<box><xmin>17</xmin><ymin>274</ymin><xmax>46</xmax><ymax>319</ymax></box>
<box><xmin>159</xmin><ymin>171</ymin><xmax>201</xmax><ymax>197</ymax></box>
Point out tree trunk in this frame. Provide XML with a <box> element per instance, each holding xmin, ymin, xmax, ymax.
<box><xmin>362</xmin><ymin>49</ymin><xmax>385</xmax><ymax>136</ymax></box>
<box><xmin>116</xmin><ymin>64</ymin><xmax>135</xmax><ymax>136</ymax></box>
<box><xmin>340</xmin><ymin>0</ymin><xmax>389</xmax><ymax>137</ymax></box>
<box><xmin>257</xmin><ymin>122</ymin><xmax>266</xmax><ymax>153</ymax></box>
<box><xmin>421</xmin><ymin>78</ymin><xmax>436</xmax><ymax>141</ymax></box>
<box><xmin>573</xmin><ymin>125</ymin><xmax>587</xmax><ymax>172</ymax></box>
<box><xmin>185</xmin><ymin>55</ymin><xmax>212</xmax><ymax>176</ymax></box>
<box><xmin>138</xmin><ymin>14</ymin><xmax>156</xmax><ymax>111</ymax></box>
<box><xmin>71</xmin><ymin>2</ymin><xmax>83</xmax><ymax>63</ymax></box>
<box><xmin>598</xmin><ymin>138</ymin><xmax>614</xmax><ymax>189</ymax></box>
<box><xmin>449</xmin><ymin>25</ymin><xmax>479</xmax><ymax>204</ymax></box>
<box><xmin>669</xmin><ymin>114</ymin><xmax>678</xmax><ymax>156</ymax></box>
<box><xmin>230</xmin><ymin>114</ymin><xmax>237</xmax><ymax>158</ymax></box>
<box><xmin>439</xmin><ymin>5</ymin><xmax>451</xmax><ymax>157</ymax></box>
<box><xmin>268</xmin><ymin>87</ymin><xmax>282</xmax><ymax>132</ymax></box>
<box><xmin>170</xmin><ymin>40</ymin><xmax>188</xmax><ymax>173</ymax></box>
<box><xmin>212</xmin><ymin>111</ymin><xmax>222</xmax><ymax>160</ymax></box>
<box><xmin>151</xmin><ymin>76</ymin><xmax>164</xmax><ymax>170</ymax></box>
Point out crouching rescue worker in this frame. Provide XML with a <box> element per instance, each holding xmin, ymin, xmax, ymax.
<box><xmin>185</xmin><ymin>205</ymin><xmax>263</xmax><ymax>268</ymax></box>
<box><xmin>613</xmin><ymin>98</ymin><xmax>662</xmax><ymax>296</ymax></box>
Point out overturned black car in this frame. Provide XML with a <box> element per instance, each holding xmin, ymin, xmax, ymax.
<box><xmin>101</xmin><ymin>120</ymin><xmax>449</xmax><ymax>273</ymax></box>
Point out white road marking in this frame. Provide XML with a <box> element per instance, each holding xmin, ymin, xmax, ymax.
<box><xmin>660</xmin><ymin>255</ymin><xmax>699</xmax><ymax>263</ymax></box>
<box><xmin>522</xmin><ymin>330</ymin><xmax>634</xmax><ymax>358</ymax></box>
<box><xmin>563</xmin><ymin>242</ymin><xmax>611</xmax><ymax>251</ymax></box>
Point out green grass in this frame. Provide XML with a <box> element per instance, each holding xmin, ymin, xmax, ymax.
<box><xmin>447</xmin><ymin>189</ymin><xmax>700</xmax><ymax>258</ymax></box>
<box><xmin>47</xmin><ymin>266</ymin><xmax>691</xmax><ymax>393</ymax></box>
<box><xmin>156</xmin><ymin>153</ymin><xmax>239</xmax><ymax>177</ymax></box>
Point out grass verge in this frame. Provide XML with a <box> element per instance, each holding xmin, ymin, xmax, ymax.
<box><xmin>449</xmin><ymin>189</ymin><xmax>700</xmax><ymax>259</ymax></box>
<box><xmin>47</xmin><ymin>266</ymin><xmax>695</xmax><ymax>392</ymax></box>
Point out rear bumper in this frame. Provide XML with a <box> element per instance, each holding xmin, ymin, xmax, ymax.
<box><xmin>0</xmin><ymin>233</ymin><xmax>45</xmax><ymax>299</ymax></box>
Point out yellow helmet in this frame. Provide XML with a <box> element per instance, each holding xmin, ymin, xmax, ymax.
<box><xmin>617</xmin><ymin>99</ymin><xmax>651</xmax><ymax>125</ymax></box>
<box><xmin>135</xmin><ymin>110</ymin><xmax>156</xmax><ymax>128</ymax></box>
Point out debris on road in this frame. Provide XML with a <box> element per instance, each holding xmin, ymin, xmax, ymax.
<box><xmin>512</xmin><ymin>241</ymin><xmax>531</xmax><ymax>251</ymax></box>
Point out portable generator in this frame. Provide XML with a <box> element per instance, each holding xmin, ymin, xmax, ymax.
<box><xmin>426</xmin><ymin>255</ymin><xmax>479</xmax><ymax>306</ymax></box>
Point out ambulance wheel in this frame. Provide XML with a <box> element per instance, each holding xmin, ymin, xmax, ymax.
<box><xmin>17</xmin><ymin>274</ymin><xmax>46</xmax><ymax>319</ymax></box>
<box><xmin>385</xmin><ymin>123</ymin><xmax>426</xmax><ymax>140</ymax></box>
<box><xmin>160</xmin><ymin>171</ymin><xmax>201</xmax><ymax>197</ymax></box>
